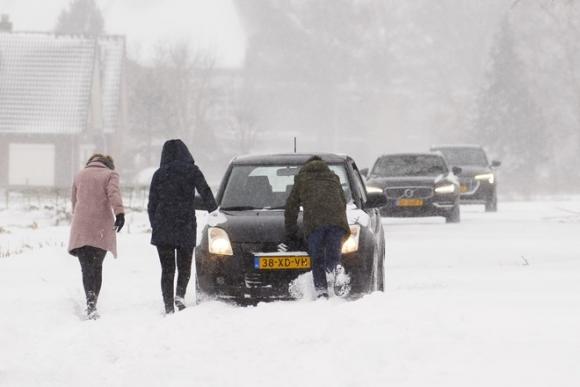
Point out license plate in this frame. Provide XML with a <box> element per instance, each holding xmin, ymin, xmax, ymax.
<box><xmin>460</xmin><ymin>185</ymin><xmax>468</xmax><ymax>193</ymax></box>
<box><xmin>254</xmin><ymin>256</ymin><xmax>311</xmax><ymax>270</ymax></box>
<box><xmin>398</xmin><ymin>198</ymin><xmax>423</xmax><ymax>207</ymax></box>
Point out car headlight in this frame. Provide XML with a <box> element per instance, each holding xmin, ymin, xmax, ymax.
<box><xmin>474</xmin><ymin>173</ymin><xmax>495</xmax><ymax>184</ymax></box>
<box><xmin>208</xmin><ymin>227</ymin><xmax>233</xmax><ymax>255</ymax></box>
<box><xmin>434</xmin><ymin>184</ymin><xmax>456</xmax><ymax>194</ymax></box>
<box><xmin>341</xmin><ymin>224</ymin><xmax>361</xmax><ymax>254</ymax></box>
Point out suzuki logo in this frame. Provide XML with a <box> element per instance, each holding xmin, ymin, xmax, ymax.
<box><xmin>403</xmin><ymin>189</ymin><xmax>414</xmax><ymax>198</ymax></box>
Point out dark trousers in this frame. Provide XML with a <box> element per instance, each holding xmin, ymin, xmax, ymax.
<box><xmin>307</xmin><ymin>225</ymin><xmax>346</xmax><ymax>293</ymax></box>
<box><xmin>157</xmin><ymin>245</ymin><xmax>194</xmax><ymax>313</ymax></box>
<box><xmin>77</xmin><ymin>246</ymin><xmax>106</xmax><ymax>310</ymax></box>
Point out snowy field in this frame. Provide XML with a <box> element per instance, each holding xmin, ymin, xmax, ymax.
<box><xmin>1</xmin><ymin>200</ymin><xmax>579</xmax><ymax>387</ymax></box>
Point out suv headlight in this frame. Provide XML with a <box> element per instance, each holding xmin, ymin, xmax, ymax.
<box><xmin>208</xmin><ymin>227</ymin><xmax>233</xmax><ymax>255</ymax></box>
<box><xmin>341</xmin><ymin>224</ymin><xmax>361</xmax><ymax>254</ymax></box>
<box><xmin>434</xmin><ymin>184</ymin><xmax>456</xmax><ymax>194</ymax></box>
<box><xmin>474</xmin><ymin>173</ymin><xmax>495</xmax><ymax>184</ymax></box>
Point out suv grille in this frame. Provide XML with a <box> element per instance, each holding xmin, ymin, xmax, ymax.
<box><xmin>385</xmin><ymin>187</ymin><xmax>433</xmax><ymax>199</ymax></box>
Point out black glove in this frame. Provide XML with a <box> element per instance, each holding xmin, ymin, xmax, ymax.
<box><xmin>114</xmin><ymin>213</ymin><xmax>125</xmax><ymax>233</ymax></box>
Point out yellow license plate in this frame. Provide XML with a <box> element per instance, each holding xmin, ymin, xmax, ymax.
<box><xmin>398</xmin><ymin>198</ymin><xmax>423</xmax><ymax>207</ymax></box>
<box><xmin>460</xmin><ymin>185</ymin><xmax>468</xmax><ymax>193</ymax></box>
<box><xmin>254</xmin><ymin>256</ymin><xmax>311</xmax><ymax>270</ymax></box>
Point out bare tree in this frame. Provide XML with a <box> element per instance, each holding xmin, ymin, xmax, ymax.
<box><xmin>126</xmin><ymin>43</ymin><xmax>220</xmax><ymax>173</ymax></box>
<box><xmin>228</xmin><ymin>109</ymin><xmax>259</xmax><ymax>154</ymax></box>
<box><xmin>55</xmin><ymin>0</ymin><xmax>104</xmax><ymax>35</ymax></box>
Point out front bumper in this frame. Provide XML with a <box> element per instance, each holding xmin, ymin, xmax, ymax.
<box><xmin>196</xmin><ymin>243</ymin><xmax>364</xmax><ymax>300</ymax></box>
<box><xmin>379</xmin><ymin>194</ymin><xmax>457</xmax><ymax>218</ymax></box>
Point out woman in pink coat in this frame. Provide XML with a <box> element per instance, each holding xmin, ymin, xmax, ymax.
<box><xmin>68</xmin><ymin>154</ymin><xmax>125</xmax><ymax>320</ymax></box>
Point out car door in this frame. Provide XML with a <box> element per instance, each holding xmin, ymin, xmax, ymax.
<box><xmin>349</xmin><ymin>160</ymin><xmax>381</xmax><ymax>237</ymax></box>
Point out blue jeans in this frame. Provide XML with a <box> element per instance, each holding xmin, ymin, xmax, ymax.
<box><xmin>307</xmin><ymin>225</ymin><xmax>346</xmax><ymax>293</ymax></box>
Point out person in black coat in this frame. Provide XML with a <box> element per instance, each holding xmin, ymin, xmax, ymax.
<box><xmin>148</xmin><ymin>139</ymin><xmax>217</xmax><ymax>314</ymax></box>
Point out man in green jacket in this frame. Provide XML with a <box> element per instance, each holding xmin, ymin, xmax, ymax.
<box><xmin>284</xmin><ymin>156</ymin><xmax>350</xmax><ymax>298</ymax></box>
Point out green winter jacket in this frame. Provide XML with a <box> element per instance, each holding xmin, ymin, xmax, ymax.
<box><xmin>285</xmin><ymin>159</ymin><xmax>350</xmax><ymax>239</ymax></box>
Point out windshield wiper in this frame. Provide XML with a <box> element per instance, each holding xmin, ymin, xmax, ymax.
<box><xmin>221</xmin><ymin>205</ymin><xmax>262</xmax><ymax>211</ymax></box>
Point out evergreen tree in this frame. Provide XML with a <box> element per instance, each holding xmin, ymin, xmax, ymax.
<box><xmin>55</xmin><ymin>0</ymin><xmax>105</xmax><ymax>36</ymax></box>
<box><xmin>474</xmin><ymin>17</ymin><xmax>548</xmax><ymax>194</ymax></box>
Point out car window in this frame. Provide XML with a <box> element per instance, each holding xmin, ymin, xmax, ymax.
<box><xmin>371</xmin><ymin>155</ymin><xmax>448</xmax><ymax>177</ymax></box>
<box><xmin>220</xmin><ymin>163</ymin><xmax>353</xmax><ymax>209</ymax></box>
<box><xmin>350</xmin><ymin>162</ymin><xmax>367</xmax><ymax>204</ymax></box>
<box><xmin>434</xmin><ymin>148</ymin><xmax>488</xmax><ymax>166</ymax></box>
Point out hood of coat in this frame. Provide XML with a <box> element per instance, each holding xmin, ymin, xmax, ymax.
<box><xmin>160</xmin><ymin>139</ymin><xmax>194</xmax><ymax>167</ymax></box>
<box><xmin>86</xmin><ymin>161</ymin><xmax>109</xmax><ymax>170</ymax></box>
<box><xmin>298</xmin><ymin>159</ymin><xmax>331</xmax><ymax>176</ymax></box>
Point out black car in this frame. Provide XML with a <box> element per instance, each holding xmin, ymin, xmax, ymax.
<box><xmin>430</xmin><ymin>145</ymin><xmax>500</xmax><ymax>212</ymax></box>
<box><xmin>194</xmin><ymin>153</ymin><xmax>387</xmax><ymax>303</ymax></box>
<box><xmin>364</xmin><ymin>153</ymin><xmax>461</xmax><ymax>223</ymax></box>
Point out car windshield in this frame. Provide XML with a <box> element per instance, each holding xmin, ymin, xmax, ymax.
<box><xmin>371</xmin><ymin>155</ymin><xmax>448</xmax><ymax>177</ymax></box>
<box><xmin>220</xmin><ymin>163</ymin><xmax>353</xmax><ymax>210</ymax></box>
<box><xmin>435</xmin><ymin>148</ymin><xmax>488</xmax><ymax>166</ymax></box>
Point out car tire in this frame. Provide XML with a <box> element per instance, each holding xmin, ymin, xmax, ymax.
<box><xmin>193</xmin><ymin>272</ymin><xmax>204</xmax><ymax>305</ymax></box>
<box><xmin>445</xmin><ymin>203</ymin><xmax>461</xmax><ymax>223</ymax></box>
<box><xmin>347</xmin><ymin>255</ymin><xmax>371</xmax><ymax>297</ymax></box>
<box><xmin>376</xmin><ymin>236</ymin><xmax>385</xmax><ymax>292</ymax></box>
<box><xmin>485</xmin><ymin>191</ymin><xmax>498</xmax><ymax>212</ymax></box>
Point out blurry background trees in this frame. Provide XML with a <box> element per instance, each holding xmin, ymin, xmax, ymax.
<box><xmin>55</xmin><ymin>0</ymin><xmax>104</xmax><ymax>35</ymax></box>
<box><xmin>50</xmin><ymin>0</ymin><xmax>580</xmax><ymax>195</ymax></box>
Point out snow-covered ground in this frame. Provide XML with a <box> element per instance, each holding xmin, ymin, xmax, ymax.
<box><xmin>1</xmin><ymin>200</ymin><xmax>579</xmax><ymax>387</ymax></box>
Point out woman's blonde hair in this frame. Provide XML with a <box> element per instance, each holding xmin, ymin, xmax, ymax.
<box><xmin>86</xmin><ymin>154</ymin><xmax>115</xmax><ymax>170</ymax></box>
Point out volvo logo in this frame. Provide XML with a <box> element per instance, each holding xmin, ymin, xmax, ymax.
<box><xmin>403</xmin><ymin>189</ymin><xmax>414</xmax><ymax>198</ymax></box>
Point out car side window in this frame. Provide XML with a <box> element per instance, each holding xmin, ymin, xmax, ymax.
<box><xmin>350</xmin><ymin>162</ymin><xmax>367</xmax><ymax>205</ymax></box>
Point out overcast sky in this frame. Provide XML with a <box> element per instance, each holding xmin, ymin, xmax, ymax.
<box><xmin>2</xmin><ymin>0</ymin><xmax>246</xmax><ymax>67</ymax></box>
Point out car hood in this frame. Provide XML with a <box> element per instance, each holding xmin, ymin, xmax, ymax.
<box><xmin>455</xmin><ymin>165</ymin><xmax>491</xmax><ymax>178</ymax></box>
<box><xmin>204</xmin><ymin>205</ymin><xmax>368</xmax><ymax>243</ymax></box>
<box><xmin>366</xmin><ymin>175</ymin><xmax>442</xmax><ymax>189</ymax></box>
<box><xmin>212</xmin><ymin>210</ymin><xmax>295</xmax><ymax>243</ymax></box>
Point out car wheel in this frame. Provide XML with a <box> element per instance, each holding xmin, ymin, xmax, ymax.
<box><xmin>370</xmin><ymin>246</ymin><xmax>380</xmax><ymax>292</ymax></box>
<box><xmin>445</xmin><ymin>203</ymin><xmax>461</xmax><ymax>223</ymax></box>
<box><xmin>347</xmin><ymin>257</ymin><xmax>371</xmax><ymax>297</ymax></box>
<box><xmin>485</xmin><ymin>191</ymin><xmax>498</xmax><ymax>212</ymax></box>
<box><xmin>376</xmin><ymin>236</ymin><xmax>385</xmax><ymax>292</ymax></box>
<box><xmin>193</xmin><ymin>272</ymin><xmax>205</xmax><ymax>305</ymax></box>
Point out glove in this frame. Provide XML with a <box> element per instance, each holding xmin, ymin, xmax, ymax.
<box><xmin>114</xmin><ymin>213</ymin><xmax>125</xmax><ymax>233</ymax></box>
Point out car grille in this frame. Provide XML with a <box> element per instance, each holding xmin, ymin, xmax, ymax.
<box><xmin>385</xmin><ymin>187</ymin><xmax>433</xmax><ymax>199</ymax></box>
<box><xmin>244</xmin><ymin>273</ymin><xmax>265</xmax><ymax>288</ymax></box>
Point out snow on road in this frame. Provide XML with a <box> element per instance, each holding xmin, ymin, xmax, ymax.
<box><xmin>1</xmin><ymin>200</ymin><xmax>579</xmax><ymax>387</ymax></box>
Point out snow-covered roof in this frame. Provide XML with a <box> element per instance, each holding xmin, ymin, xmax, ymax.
<box><xmin>0</xmin><ymin>31</ymin><xmax>124</xmax><ymax>135</ymax></box>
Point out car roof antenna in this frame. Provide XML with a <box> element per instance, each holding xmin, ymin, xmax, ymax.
<box><xmin>294</xmin><ymin>137</ymin><xmax>297</xmax><ymax>153</ymax></box>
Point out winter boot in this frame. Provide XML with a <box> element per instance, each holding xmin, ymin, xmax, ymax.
<box><xmin>333</xmin><ymin>264</ymin><xmax>351</xmax><ymax>297</ymax></box>
<box><xmin>86</xmin><ymin>292</ymin><xmax>100</xmax><ymax>320</ymax></box>
<box><xmin>86</xmin><ymin>303</ymin><xmax>99</xmax><ymax>320</ymax></box>
<box><xmin>175</xmin><ymin>296</ymin><xmax>186</xmax><ymax>311</ymax></box>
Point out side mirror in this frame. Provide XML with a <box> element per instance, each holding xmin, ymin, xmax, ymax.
<box><xmin>491</xmin><ymin>160</ymin><xmax>501</xmax><ymax>168</ymax></box>
<box><xmin>452</xmin><ymin>166</ymin><xmax>462</xmax><ymax>175</ymax></box>
<box><xmin>365</xmin><ymin>190</ymin><xmax>387</xmax><ymax>209</ymax></box>
<box><xmin>359</xmin><ymin>168</ymin><xmax>369</xmax><ymax>178</ymax></box>
<box><xmin>193</xmin><ymin>195</ymin><xmax>206</xmax><ymax>211</ymax></box>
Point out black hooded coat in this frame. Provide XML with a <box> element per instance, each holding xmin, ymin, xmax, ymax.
<box><xmin>148</xmin><ymin>140</ymin><xmax>217</xmax><ymax>248</ymax></box>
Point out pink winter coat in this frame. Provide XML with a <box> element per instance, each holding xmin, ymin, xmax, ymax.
<box><xmin>68</xmin><ymin>161</ymin><xmax>125</xmax><ymax>257</ymax></box>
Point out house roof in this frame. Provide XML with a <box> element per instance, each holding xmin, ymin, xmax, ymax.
<box><xmin>0</xmin><ymin>31</ymin><xmax>124</xmax><ymax>135</ymax></box>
